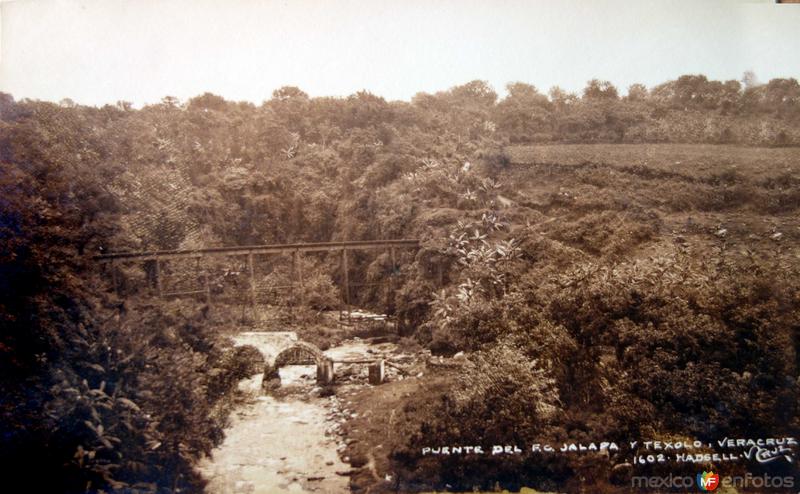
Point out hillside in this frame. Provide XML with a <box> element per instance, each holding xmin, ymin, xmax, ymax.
<box><xmin>1</xmin><ymin>79</ymin><xmax>799</xmax><ymax>493</ymax></box>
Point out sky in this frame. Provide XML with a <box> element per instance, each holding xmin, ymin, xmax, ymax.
<box><xmin>0</xmin><ymin>0</ymin><xmax>799</xmax><ymax>107</ymax></box>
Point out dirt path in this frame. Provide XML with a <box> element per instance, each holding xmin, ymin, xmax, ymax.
<box><xmin>198</xmin><ymin>338</ymin><xmax>403</xmax><ymax>494</ymax></box>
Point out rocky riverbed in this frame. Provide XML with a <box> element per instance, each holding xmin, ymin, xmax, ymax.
<box><xmin>198</xmin><ymin>337</ymin><xmax>419</xmax><ymax>493</ymax></box>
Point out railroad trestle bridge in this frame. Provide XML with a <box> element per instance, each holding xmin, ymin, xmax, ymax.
<box><xmin>94</xmin><ymin>239</ymin><xmax>421</xmax><ymax>322</ymax></box>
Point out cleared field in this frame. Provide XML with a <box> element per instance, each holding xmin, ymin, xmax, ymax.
<box><xmin>498</xmin><ymin>144</ymin><xmax>800</xmax><ymax>262</ymax></box>
<box><xmin>506</xmin><ymin>143</ymin><xmax>800</xmax><ymax>182</ymax></box>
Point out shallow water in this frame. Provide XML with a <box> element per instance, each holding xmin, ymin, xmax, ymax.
<box><xmin>197</xmin><ymin>386</ymin><xmax>349</xmax><ymax>494</ymax></box>
<box><xmin>198</xmin><ymin>339</ymin><xmax>392</xmax><ymax>493</ymax></box>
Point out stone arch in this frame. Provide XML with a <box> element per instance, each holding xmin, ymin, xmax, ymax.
<box><xmin>228</xmin><ymin>344</ymin><xmax>266</xmax><ymax>379</ymax></box>
<box><xmin>273</xmin><ymin>341</ymin><xmax>326</xmax><ymax>368</ymax></box>
<box><xmin>263</xmin><ymin>341</ymin><xmax>333</xmax><ymax>390</ymax></box>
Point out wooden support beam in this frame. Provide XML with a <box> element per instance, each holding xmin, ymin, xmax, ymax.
<box><xmin>291</xmin><ymin>250</ymin><xmax>297</xmax><ymax>287</ymax></box>
<box><xmin>294</xmin><ymin>249</ymin><xmax>303</xmax><ymax>306</ymax></box>
<box><xmin>203</xmin><ymin>269</ymin><xmax>211</xmax><ymax>304</ymax></box>
<box><xmin>155</xmin><ymin>257</ymin><xmax>163</xmax><ymax>298</ymax></box>
<box><xmin>289</xmin><ymin>251</ymin><xmax>296</xmax><ymax>318</ymax></box>
<box><xmin>163</xmin><ymin>289</ymin><xmax>208</xmax><ymax>297</ymax></box>
<box><xmin>342</xmin><ymin>248</ymin><xmax>350</xmax><ymax>308</ymax></box>
<box><xmin>247</xmin><ymin>252</ymin><xmax>256</xmax><ymax>313</ymax></box>
<box><xmin>389</xmin><ymin>247</ymin><xmax>396</xmax><ymax>314</ymax></box>
<box><xmin>295</xmin><ymin>250</ymin><xmax>303</xmax><ymax>287</ymax></box>
<box><xmin>111</xmin><ymin>260</ymin><xmax>119</xmax><ymax>296</ymax></box>
<box><xmin>94</xmin><ymin>239</ymin><xmax>420</xmax><ymax>262</ymax></box>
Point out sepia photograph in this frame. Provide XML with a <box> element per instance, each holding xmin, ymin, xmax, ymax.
<box><xmin>1</xmin><ymin>0</ymin><xmax>799</xmax><ymax>492</ymax></box>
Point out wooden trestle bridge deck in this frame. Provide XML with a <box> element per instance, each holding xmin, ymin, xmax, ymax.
<box><xmin>94</xmin><ymin>239</ymin><xmax>421</xmax><ymax>320</ymax></box>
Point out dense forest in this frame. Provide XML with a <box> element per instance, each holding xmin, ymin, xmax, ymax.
<box><xmin>1</xmin><ymin>74</ymin><xmax>799</xmax><ymax>493</ymax></box>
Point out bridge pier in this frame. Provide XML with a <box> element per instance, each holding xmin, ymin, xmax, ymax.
<box><xmin>368</xmin><ymin>359</ymin><xmax>385</xmax><ymax>385</ymax></box>
<box><xmin>316</xmin><ymin>358</ymin><xmax>335</xmax><ymax>385</ymax></box>
<box><xmin>262</xmin><ymin>363</ymin><xmax>281</xmax><ymax>392</ymax></box>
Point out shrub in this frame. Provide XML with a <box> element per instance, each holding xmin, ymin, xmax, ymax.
<box><xmin>393</xmin><ymin>339</ymin><xmax>560</xmax><ymax>491</ymax></box>
<box><xmin>1</xmin><ymin>297</ymin><xmax>240</xmax><ymax>493</ymax></box>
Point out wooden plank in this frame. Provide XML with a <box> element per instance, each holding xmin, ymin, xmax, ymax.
<box><xmin>93</xmin><ymin>239</ymin><xmax>420</xmax><ymax>262</ymax></box>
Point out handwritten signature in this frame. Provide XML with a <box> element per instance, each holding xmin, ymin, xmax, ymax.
<box><xmin>743</xmin><ymin>445</ymin><xmax>794</xmax><ymax>464</ymax></box>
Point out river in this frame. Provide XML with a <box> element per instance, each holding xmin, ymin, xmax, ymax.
<box><xmin>198</xmin><ymin>338</ymin><xmax>399</xmax><ymax>494</ymax></box>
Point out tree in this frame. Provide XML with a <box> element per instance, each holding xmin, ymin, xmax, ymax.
<box><xmin>548</xmin><ymin>86</ymin><xmax>578</xmax><ymax>109</ymax></box>
<box><xmin>187</xmin><ymin>92</ymin><xmax>229</xmax><ymax>112</ymax></box>
<box><xmin>269</xmin><ymin>86</ymin><xmax>311</xmax><ymax>135</ymax></box>
<box><xmin>272</xmin><ymin>86</ymin><xmax>309</xmax><ymax>101</ymax></box>
<box><xmin>762</xmin><ymin>78</ymin><xmax>800</xmax><ymax>119</ymax></box>
<box><xmin>0</xmin><ymin>92</ymin><xmax>18</xmax><ymax>120</ymax></box>
<box><xmin>342</xmin><ymin>90</ymin><xmax>392</xmax><ymax>129</ymax></box>
<box><xmin>494</xmin><ymin>83</ymin><xmax>552</xmax><ymax>142</ymax></box>
<box><xmin>742</xmin><ymin>70</ymin><xmax>759</xmax><ymax>90</ymax></box>
<box><xmin>626</xmin><ymin>83</ymin><xmax>648</xmax><ymax>102</ymax></box>
<box><xmin>447</xmin><ymin>80</ymin><xmax>498</xmax><ymax>108</ymax></box>
<box><xmin>160</xmin><ymin>96</ymin><xmax>181</xmax><ymax>108</ymax></box>
<box><xmin>718</xmin><ymin>79</ymin><xmax>742</xmax><ymax>113</ymax></box>
<box><xmin>583</xmin><ymin>79</ymin><xmax>619</xmax><ymax>100</ymax></box>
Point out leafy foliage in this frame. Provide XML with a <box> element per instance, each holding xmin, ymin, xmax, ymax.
<box><xmin>1</xmin><ymin>72</ymin><xmax>799</xmax><ymax>492</ymax></box>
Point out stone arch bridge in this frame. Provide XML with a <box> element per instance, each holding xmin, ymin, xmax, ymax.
<box><xmin>270</xmin><ymin>340</ymin><xmax>334</xmax><ymax>387</ymax></box>
<box><xmin>232</xmin><ymin>331</ymin><xmax>383</xmax><ymax>389</ymax></box>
